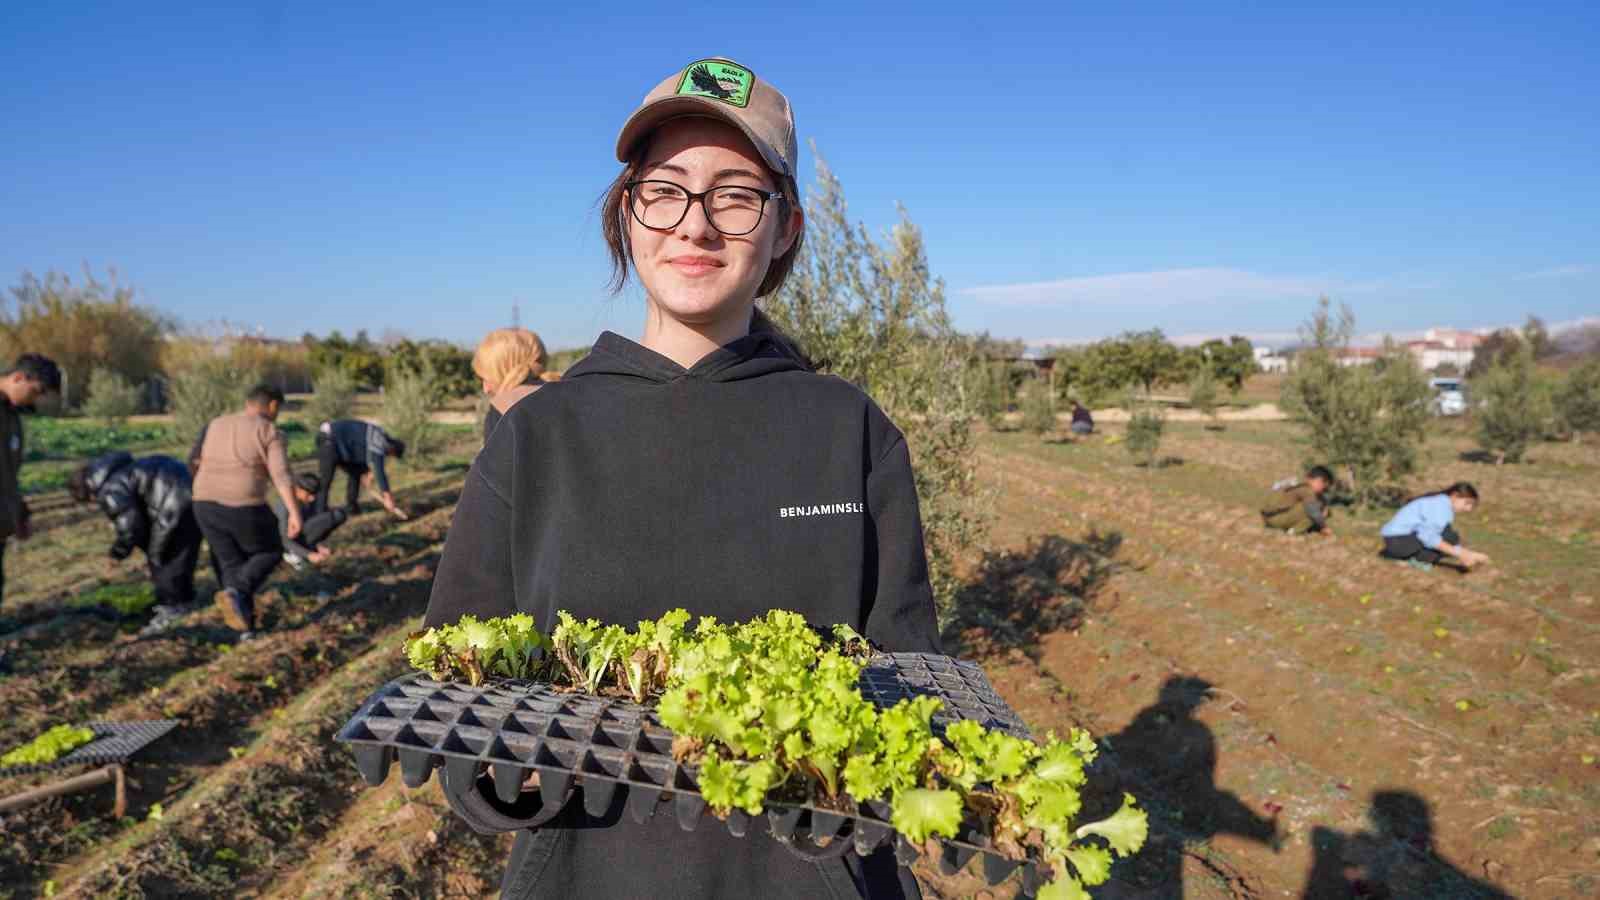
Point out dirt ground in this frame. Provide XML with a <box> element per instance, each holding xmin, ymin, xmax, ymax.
<box><xmin>1</xmin><ymin>414</ymin><xmax>1594</xmax><ymax>898</ymax></box>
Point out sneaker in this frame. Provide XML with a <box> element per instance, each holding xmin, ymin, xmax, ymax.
<box><xmin>237</xmin><ymin>630</ymin><xmax>258</xmax><ymax>644</ymax></box>
<box><xmin>214</xmin><ymin>588</ymin><xmax>252</xmax><ymax>631</ymax></box>
<box><xmin>1405</xmin><ymin>558</ymin><xmax>1435</xmax><ymax>572</ymax></box>
<box><xmin>283</xmin><ymin>552</ymin><xmax>306</xmax><ymax>572</ymax></box>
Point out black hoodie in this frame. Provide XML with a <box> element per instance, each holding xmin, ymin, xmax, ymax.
<box><xmin>425</xmin><ymin>331</ymin><xmax>939</xmax><ymax>900</ymax></box>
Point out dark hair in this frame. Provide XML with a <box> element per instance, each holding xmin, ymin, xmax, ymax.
<box><xmin>9</xmin><ymin>353</ymin><xmax>62</xmax><ymax>393</ymax></box>
<box><xmin>387</xmin><ymin>437</ymin><xmax>407</xmax><ymax>460</ymax></box>
<box><xmin>68</xmin><ymin>463</ymin><xmax>94</xmax><ymax>504</ymax></box>
<box><xmin>293</xmin><ymin>472</ymin><xmax>322</xmax><ymax>495</ymax></box>
<box><xmin>1406</xmin><ymin>481</ymin><xmax>1479</xmax><ymax>506</ymax></box>
<box><xmin>600</xmin><ymin>134</ymin><xmax>805</xmax><ymax>299</ymax></box>
<box><xmin>1306</xmin><ymin>465</ymin><xmax>1335</xmax><ymax>483</ymax></box>
<box><xmin>247</xmin><ymin>383</ymin><xmax>285</xmax><ymax>406</ymax></box>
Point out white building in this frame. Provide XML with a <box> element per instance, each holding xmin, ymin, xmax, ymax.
<box><xmin>1253</xmin><ymin>346</ymin><xmax>1289</xmax><ymax>374</ymax></box>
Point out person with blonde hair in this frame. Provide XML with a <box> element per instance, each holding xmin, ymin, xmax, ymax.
<box><xmin>473</xmin><ymin>327</ymin><xmax>559</xmax><ymax>442</ymax></box>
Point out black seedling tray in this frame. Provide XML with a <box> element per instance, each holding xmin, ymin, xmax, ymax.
<box><xmin>337</xmin><ymin>653</ymin><xmax>1055</xmax><ymax>895</ymax></box>
<box><xmin>0</xmin><ymin>720</ymin><xmax>180</xmax><ymax>777</ymax></box>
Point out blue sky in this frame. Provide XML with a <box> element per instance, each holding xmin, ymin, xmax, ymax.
<box><xmin>2</xmin><ymin>2</ymin><xmax>1596</xmax><ymax>350</ymax></box>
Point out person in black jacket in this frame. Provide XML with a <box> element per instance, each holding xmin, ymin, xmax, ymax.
<box><xmin>273</xmin><ymin>472</ymin><xmax>347</xmax><ymax>570</ymax></box>
<box><xmin>313</xmin><ymin>419</ymin><xmax>408</xmax><ymax>519</ymax></box>
<box><xmin>424</xmin><ymin>57</ymin><xmax>935</xmax><ymax>900</ymax></box>
<box><xmin>69</xmin><ymin>452</ymin><xmax>205</xmax><ymax>611</ymax></box>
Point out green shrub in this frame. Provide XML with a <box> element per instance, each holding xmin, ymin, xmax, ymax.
<box><xmin>302</xmin><ymin>367</ymin><xmax>358</xmax><ymax>427</ymax></box>
<box><xmin>1124</xmin><ymin>396</ymin><xmax>1166</xmax><ymax>468</ymax></box>
<box><xmin>81</xmin><ymin>367</ymin><xmax>143</xmax><ymax>425</ymax></box>
<box><xmin>170</xmin><ymin>358</ymin><xmax>258</xmax><ymax>444</ymax></box>
<box><xmin>1280</xmin><ymin>298</ymin><xmax>1431</xmax><ymax>503</ymax></box>
<box><xmin>1473</xmin><ymin>341</ymin><xmax>1553</xmax><ymax>463</ymax></box>
<box><xmin>1020</xmin><ymin>379</ymin><xmax>1057</xmax><ymax>438</ymax></box>
<box><xmin>381</xmin><ymin>359</ymin><xmax>439</xmax><ymax>461</ymax></box>
<box><xmin>1188</xmin><ymin>367</ymin><xmax>1220</xmax><ymax>426</ymax></box>
<box><xmin>1555</xmin><ymin>358</ymin><xmax>1600</xmax><ymax>442</ymax></box>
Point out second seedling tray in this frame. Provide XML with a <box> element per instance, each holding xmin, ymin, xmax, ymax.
<box><xmin>337</xmin><ymin>653</ymin><xmax>1052</xmax><ymax>895</ymax></box>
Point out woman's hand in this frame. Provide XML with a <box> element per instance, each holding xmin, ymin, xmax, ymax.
<box><xmin>1458</xmin><ymin>548</ymin><xmax>1490</xmax><ymax>568</ymax></box>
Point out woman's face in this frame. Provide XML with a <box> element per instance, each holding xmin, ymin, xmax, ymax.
<box><xmin>627</xmin><ymin>118</ymin><xmax>800</xmax><ymax>330</ymax></box>
<box><xmin>1452</xmin><ymin>495</ymin><xmax>1476</xmax><ymax>514</ymax></box>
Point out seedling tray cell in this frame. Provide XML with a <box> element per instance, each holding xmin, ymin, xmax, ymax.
<box><xmin>336</xmin><ymin>654</ymin><xmax>1050</xmax><ymax>894</ymax></box>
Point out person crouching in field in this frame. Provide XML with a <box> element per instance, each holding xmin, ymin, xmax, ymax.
<box><xmin>313</xmin><ymin>419</ymin><xmax>408</xmax><ymax>520</ymax></box>
<box><xmin>274</xmin><ymin>473</ymin><xmax>346</xmax><ymax>571</ymax></box>
<box><xmin>1261</xmin><ymin>465</ymin><xmax>1335</xmax><ymax>536</ymax></box>
<box><xmin>1070</xmin><ymin>401</ymin><xmax>1094</xmax><ymax>436</ymax></box>
<box><xmin>423</xmin><ymin>57</ymin><xmax>936</xmax><ymax>899</ymax></box>
<box><xmin>190</xmin><ymin>384</ymin><xmax>301</xmax><ymax>639</ymax></box>
<box><xmin>1379</xmin><ymin>482</ymin><xmax>1488</xmax><ymax>571</ymax></box>
<box><xmin>70</xmin><ymin>452</ymin><xmax>205</xmax><ymax>615</ymax></box>
<box><xmin>473</xmin><ymin>327</ymin><xmax>560</xmax><ymax>444</ymax></box>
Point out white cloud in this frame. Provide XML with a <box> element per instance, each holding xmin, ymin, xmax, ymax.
<box><xmin>1513</xmin><ymin>263</ymin><xmax>1597</xmax><ymax>281</ymax></box>
<box><xmin>963</xmin><ymin>267</ymin><xmax>1333</xmax><ymax>308</ymax></box>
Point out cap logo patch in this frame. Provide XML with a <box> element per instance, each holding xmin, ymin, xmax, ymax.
<box><xmin>676</xmin><ymin>60</ymin><xmax>753</xmax><ymax>108</ymax></box>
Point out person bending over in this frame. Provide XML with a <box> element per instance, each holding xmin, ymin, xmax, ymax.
<box><xmin>70</xmin><ymin>452</ymin><xmax>204</xmax><ymax>613</ymax></box>
<box><xmin>190</xmin><ymin>384</ymin><xmax>300</xmax><ymax>639</ymax></box>
<box><xmin>314</xmin><ymin>419</ymin><xmax>407</xmax><ymax>519</ymax></box>
<box><xmin>1380</xmin><ymin>482</ymin><xmax>1488</xmax><ymax>571</ymax></box>
<box><xmin>1261</xmin><ymin>465</ymin><xmax>1335</xmax><ymax>536</ymax></box>
<box><xmin>275</xmin><ymin>473</ymin><xmax>346</xmax><ymax>570</ymax></box>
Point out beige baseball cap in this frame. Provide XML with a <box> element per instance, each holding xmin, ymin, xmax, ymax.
<box><xmin>615</xmin><ymin>58</ymin><xmax>797</xmax><ymax>178</ymax></box>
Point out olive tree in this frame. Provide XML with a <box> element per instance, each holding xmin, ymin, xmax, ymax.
<box><xmin>765</xmin><ymin>153</ymin><xmax>986</xmax><ymax>626</ymax></box>
<box><xmin>1280</xmin><ymin>298</ymin><xmax>1431</xmax><ymax>503</ymax></box>
<box><xmin>1473</xmin><ymin>341</ymin><xmax>1553</xmax><ymax>463</ymax></box>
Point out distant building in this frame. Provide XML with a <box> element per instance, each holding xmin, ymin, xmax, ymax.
<box><xmin>1405</xmin><ymin>328</ymin><xmax>1480</xmax><ymax>372</ymax></box>
<box><xmin>1253</xmin><ymin>346</ymin><xmax>1289</xmax><ymax>374</ymax></box>
<box><xmin>1336</xmin><ymin>347</ymin><xmax>1383</xmax><ymax>367</ymax></box>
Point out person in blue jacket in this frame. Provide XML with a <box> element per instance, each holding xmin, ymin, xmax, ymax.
<box><xmin>1379</xmin><ymin>482</ymin><xmax>1489</xmax><ymax>571</ymax></box>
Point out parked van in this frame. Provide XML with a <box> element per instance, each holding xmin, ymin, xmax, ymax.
<box><xmin>1430</xmin><ymin>378</ymin><xmax>1467</xmax><ymax>416</ymax></box>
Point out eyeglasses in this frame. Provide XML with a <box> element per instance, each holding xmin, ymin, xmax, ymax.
<box><xmin>624</xmin><ymin>180</ymin><xmax>783</xmax><ymax>236</ymax></box>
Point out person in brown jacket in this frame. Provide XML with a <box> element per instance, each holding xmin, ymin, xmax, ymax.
<box><xmin>0</xmin><ymin>354</ymin><xmax>62</xmax><ymax>614</ymax></box>
<box><xmin>1261</xmin><ymin>465</ymin><xmax>1335</xmax><ymax>536</ymax></box>
<box><xmin>189</xmin><ymin>384</ymin><xmax>301</xmax><ymax>639</ymax></box>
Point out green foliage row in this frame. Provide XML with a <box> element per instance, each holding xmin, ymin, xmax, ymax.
<box><xmin>1472</xmin><ymin>341</ymin><xmax>1551</xmax><ymax>463</ymax></box>
<box><xmin>24</xmin><ymin>419</ymin><xmax>171</xmax><ymax>462</ymax></box>
<box><xmin>2</xmin><ymin>724</ymin><xmax>96</xmax><ymax>767</ymax></box>
<box><xmin>406</xmin><ymin>610</ymin><xmax>1147</xmax><ymax>897</ymax></box>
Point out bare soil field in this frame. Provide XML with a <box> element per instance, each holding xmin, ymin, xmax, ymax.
<box><xmin>1</xmin><ymin>416</ymin><xmax>1594</xmax><ymax>898</ymax></box>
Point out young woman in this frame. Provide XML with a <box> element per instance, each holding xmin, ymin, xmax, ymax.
<box><xmin>472</xmin><ymin>327</ymin><xmax>557</xmax><ymax>444</ymax></box>
<box><xmin>424</xmin><ymin>57</ymin><xmax>937</xmax><ymax>899</ymax></box>
<box><xmin>1379</xmin><ymin>482</ymin><xmax>1488</xmax><ymax>570</ymax></box>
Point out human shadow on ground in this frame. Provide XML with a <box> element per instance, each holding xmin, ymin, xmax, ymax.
<box><xmin>1300</xmin><ymin>791</ymin><xmax>1512</xmax><ymax>899</ymax></box>
<box><xmin>1093</xmin><ymin>676</ymin><xmax>1279</xmax><ymax>899</ymax></box>
<box><xmin>941</xmin><ymin>530</ymin><xmax>1124</xmax><ymax>661</ymax></box>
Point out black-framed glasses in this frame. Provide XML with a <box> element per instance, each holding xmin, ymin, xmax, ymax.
<box><xmin>624</xmin><ymin>179</ymin><xmax>783</xmax><ymax>236</ymax></box>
